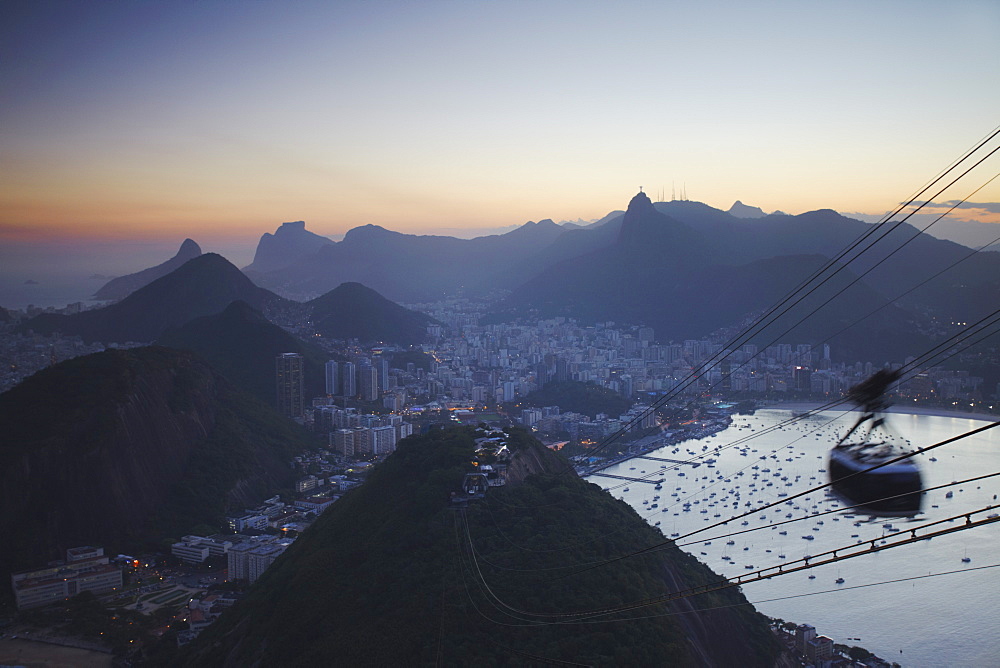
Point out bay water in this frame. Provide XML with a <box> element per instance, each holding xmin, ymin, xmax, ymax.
<box><xmin>589</xmin><ymin>409</ymin><xmax>1000</xmax><ymax>667</ymax></box>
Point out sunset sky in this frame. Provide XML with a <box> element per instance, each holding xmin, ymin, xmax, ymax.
<box><xmin>2</xmin><ymin>0</ymin><xmax>999</xmax><ymax>266</ymax></box>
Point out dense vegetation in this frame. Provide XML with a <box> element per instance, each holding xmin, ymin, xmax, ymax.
<box><xmin>518</xmin><ymin>379</ymin><xmax>632</xmax><ymax>419</ymax></box>
<box><xmin>157</xmin><ymin>300</ymin><xmax>329</xmax><ymax>405</ymax></box>
<box><xmin>388</xmin><ymin>349</ymin><xmax>435</xmax><ymax>371</ymax></box>
<box><xmin>182</xmin><ymin>426</ymin><xmax>778</xmax><ymax>666</ymax></box>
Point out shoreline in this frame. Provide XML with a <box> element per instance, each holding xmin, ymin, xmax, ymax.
<box><xmin>760</xmin><ymin>401</ymin><xmax>998</xmax><ymax>423</ymax></box>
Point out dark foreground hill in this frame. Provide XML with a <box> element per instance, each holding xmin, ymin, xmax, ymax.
<box><xmin>21</xmin><ymin>254</ymin><xmax>287</xmax><ymax>344</ymax></box>
<box><xmin>93</xmin><ymin>238</ymin><xmax>203</xmax><ymax>301</ymax></box>
<box><xmin>158</xmin><ymin>300</ymin><xmax>329</xmax><ymax>406</ymax></box>
<box><xmin>0</xmin><ymin>347</ymin><xmax>314</xmax><ymax>581</ymax></box>
<box><xmin>180</xmin><ymin>427</ymin><xmax>780</xmax><ymax>667</ymax></box>
<box><xmin>306</xmin><ymin>281</ymin><xmax>439</xmax><ymax>345</ymax></box>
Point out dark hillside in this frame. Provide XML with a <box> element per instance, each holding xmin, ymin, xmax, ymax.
<box><xmin>0</xmin><ymin>347</ymin><xmax>313</xmax><ymax>581</ymax></box>
<box><xmin>93</xmin><ymin>238</ymin><xmax>202</xmax><ymax>301</ymax></box>
<box><xmin>518</xmin><ymin>380</ymin><xmax>632</xmax><ymax>419</ymax></box>
<box><xmin>21</xmin><ymin>254</ymin><xmax>286</xmax><ymax>344</ymax></box>
<box><xmin>307</xmin><ymin>281</ymin><xmax>438</xmax><ymax>345</ymax></box>
<box><xmin>157</xmin><ymin>300</ymin><xmax>328</xmax><ymax>405</ymax></box>
<box><xmin>182</xmin><ymin>427</ymin><xmax>778</xmax><ymax>666</ymax></box>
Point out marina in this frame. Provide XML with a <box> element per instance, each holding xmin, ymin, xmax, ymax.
<box><xmin>587</xmin><ymin>473</ymin><xmax>665</xmax><ymax>485</ymax></box>
<box><xmin>587</xmin><ymin>407</ymin><xmax>1000</xmax><ymax>667</ymax></box>
<box><xmin>633</xmin><ymin>455</ymin><xmax>698</xmax><ymax>465</ymax></box>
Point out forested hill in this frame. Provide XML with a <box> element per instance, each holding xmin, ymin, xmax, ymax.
<box><xmin>157</xmin><ymin>300</ymin><xmax>329</xmax><ymax>406</ymax></box>
<box><xmin>0</xmin><ymin>346</ymin><xmax>313</xmax><ymax>582</ymax></box>
<box><xmin>181</xmin><ymin>427</ymin><xmax>780</xmax><ymax>667</ymax></box>
<box><xmin>517</xmin><ymin>379</ymin><xmax>633</xmax><ymax>419</ymax></box>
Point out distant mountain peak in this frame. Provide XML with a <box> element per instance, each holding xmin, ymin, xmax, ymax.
<box><xmin>245</xmin><ymin>220</ymin><xmax>335</xmax><ymax>274</ymax></box>
<box><xmin>618</xmin><ymin>191</ymin><xmax>674</xmax><ymax>245</ymax></box>
<box><xmin>30</xmin><ymin>253</ymin><xmax>284</xmax><ymax>344</ymax></box>
<box><xmin>344</xmin><ymin>224</ymin><xmax>394</xmax><ymax>239</ymax></box>
<box><xmin>178</xmin><ymin>238</ymin><xmax>202</xmax><ymax>255</ymax></box>
<box><xmin>728</xmin><ymin>201</ymin><xmax>767</xmax><ymax>219</ymax></box>
<box><xmin>508</xmin><ymin>218</ymin><xmax>562</xmax><ymax>237</ymax></box>
<box><xmin>627</xmin><ymin>190</ymin><xmax>655</xmax><ymax>215</ymax></box>
<box><xmin>93</xmin><ymin>238</ymin><xmax>203</xmax><ymax>301</ymax></box>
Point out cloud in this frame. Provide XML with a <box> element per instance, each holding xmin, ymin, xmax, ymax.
<box><xmin>915</xmin><ymin>201</ymin><xmax>1000</xmax><ymax>214</ymax></box>
<box><xmin>905</xmin><ymin>201</ymin><xmax>1000</xmax><ymax>224</ymax></box>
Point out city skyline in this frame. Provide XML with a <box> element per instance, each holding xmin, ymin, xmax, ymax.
<box><xmin>2</xmin><ymin>0</ymin><xmax>999</xmax><ymax>257</ymax></box>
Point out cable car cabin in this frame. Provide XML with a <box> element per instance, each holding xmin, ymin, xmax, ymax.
<box><xmin>463</xmin><ymin>472</ymin><xmax>489</xmax><ymax>498</ymax></box>
<box><xmin>827</xmin><ymin>369</ymin><xmax>923</xmax><ymax>517</ymax></box>
<box><xmin>450</xmin><ymin>472</ymin><xmax>489</xmax><ymax>506</ymax></box>
<box><xmin>828</xmin><ymin>441</ymin><xmax>923</xmax><ymax>516</ymax></box>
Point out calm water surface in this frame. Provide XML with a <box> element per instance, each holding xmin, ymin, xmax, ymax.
<box><xmin>588</xmin><ymin>409</ymin><xmax>1000</xmax><ymax>667</ymax></box>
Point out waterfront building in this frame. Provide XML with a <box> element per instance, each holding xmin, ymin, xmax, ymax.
<box><xmin>11</xmin><ymin>547</ymin><xmax>122</xmax><ymax>610</ymax></box>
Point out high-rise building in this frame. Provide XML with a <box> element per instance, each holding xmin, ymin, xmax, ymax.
<box><xmin>340</xmin><ymin>361</ymin><xmax>356</xmax><ymax>398</ymax></box>
<box><xmin>359</xmin><ymin>364</ymin><xmax>378</xmax><ymax>401</ymax></box>
<box><xmin>374</xmin><ymin>357</ymin><xmax>390</xmax><ymax>392</ymax></box>
<box><xmin>371</xmin><ymin>425</ymin><xmax>396</xmax><ymax>455</ymax></box>
<box><xmin>325</xmin><ymin>360</ymin><xmax>339</xmax><ymax>396</ymax></box>
<box><xmin>502</xmin><ymin>381</ymin><xmax>516</xmax><ymax>402</ymax></box>
<box><xmin>276</xmin><ymin>353</ymin><xmax>304</xmax><ymax>418</ymax></box>
<box><xmin>332</xmin><ymin>429</ymin><xmax>355</xmax><ymax>456</ymax></box>
<box><xmin>353</xmin><ymin>427</ymin><xmax>372</xmax><ymax>456</ymax></box>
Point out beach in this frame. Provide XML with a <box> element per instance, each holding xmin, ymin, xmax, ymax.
<box><xmin>763</xmin><ymin>401</ymin><xmax>999</xmax><ymax>423</ymax></box>
<box><xmin>0</xmin><ymin>638</ymin><xmax>112</xmax><ymax>668</ymax></box>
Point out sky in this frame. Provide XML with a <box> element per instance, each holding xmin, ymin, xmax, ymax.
<box><xmin>2</xmin><ymin>0</ymin><xmax>999</xmax><ymax>273</ymax></box>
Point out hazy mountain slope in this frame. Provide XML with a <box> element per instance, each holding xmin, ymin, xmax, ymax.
<box><xmin>246</xmin><ymin>220</ymin><xmax>571</xmax><ymax>301</ymax></box>
<box><xmin>243</xmin><ymin>221</ymin><xmax>336</xmax><ymax>274</ymax></box>
<box><xmin>21</xmin><ymin>254</ymin><xmax>287</xmax><ymax>344</ymax></box>
<box><xmin>93</xmin><ymin>238</ymin><xmax>202</xmax><ymax>301</ymax></box>
<box><xmin>920</xmin><ymin>218</ymin><xmax>1000</xmax><ymax>252</ymax></box>
<box><xmin>495</xmin><ymin>193</ymin><xmax>935</xmax><ymax>362</ymax></box>
<box><xmin>494</xmin><ymin>191</ymin><xmax>1000</xmax><ymax>362</ymax></box>
<box><xmin>157</xmin><ymin>300</ymin><xmax>329</xmax><ymax>406</ymax></box>
<box><xmin>0</xmin><ymin>347</ymin><xmax>313</xmax><ymax>580</ymax></box>
<box><xmin>476</xmin><ymin>214</ymin><xmax>624</xmax><ymax>291</ymax></box>
<box><xmin>181</xmin><ymin>427</ymin><xmax>780</xmax><ymax>667</ymax></box>
<box><xmin>728</xmin><ymin>200</ymin><xmax>767</xmax><ymax>218</ymax></box>
<box><xmin>306</xmin><ymin>281</ymin><xmax>438</xmax><ymax>345</ymax></box>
